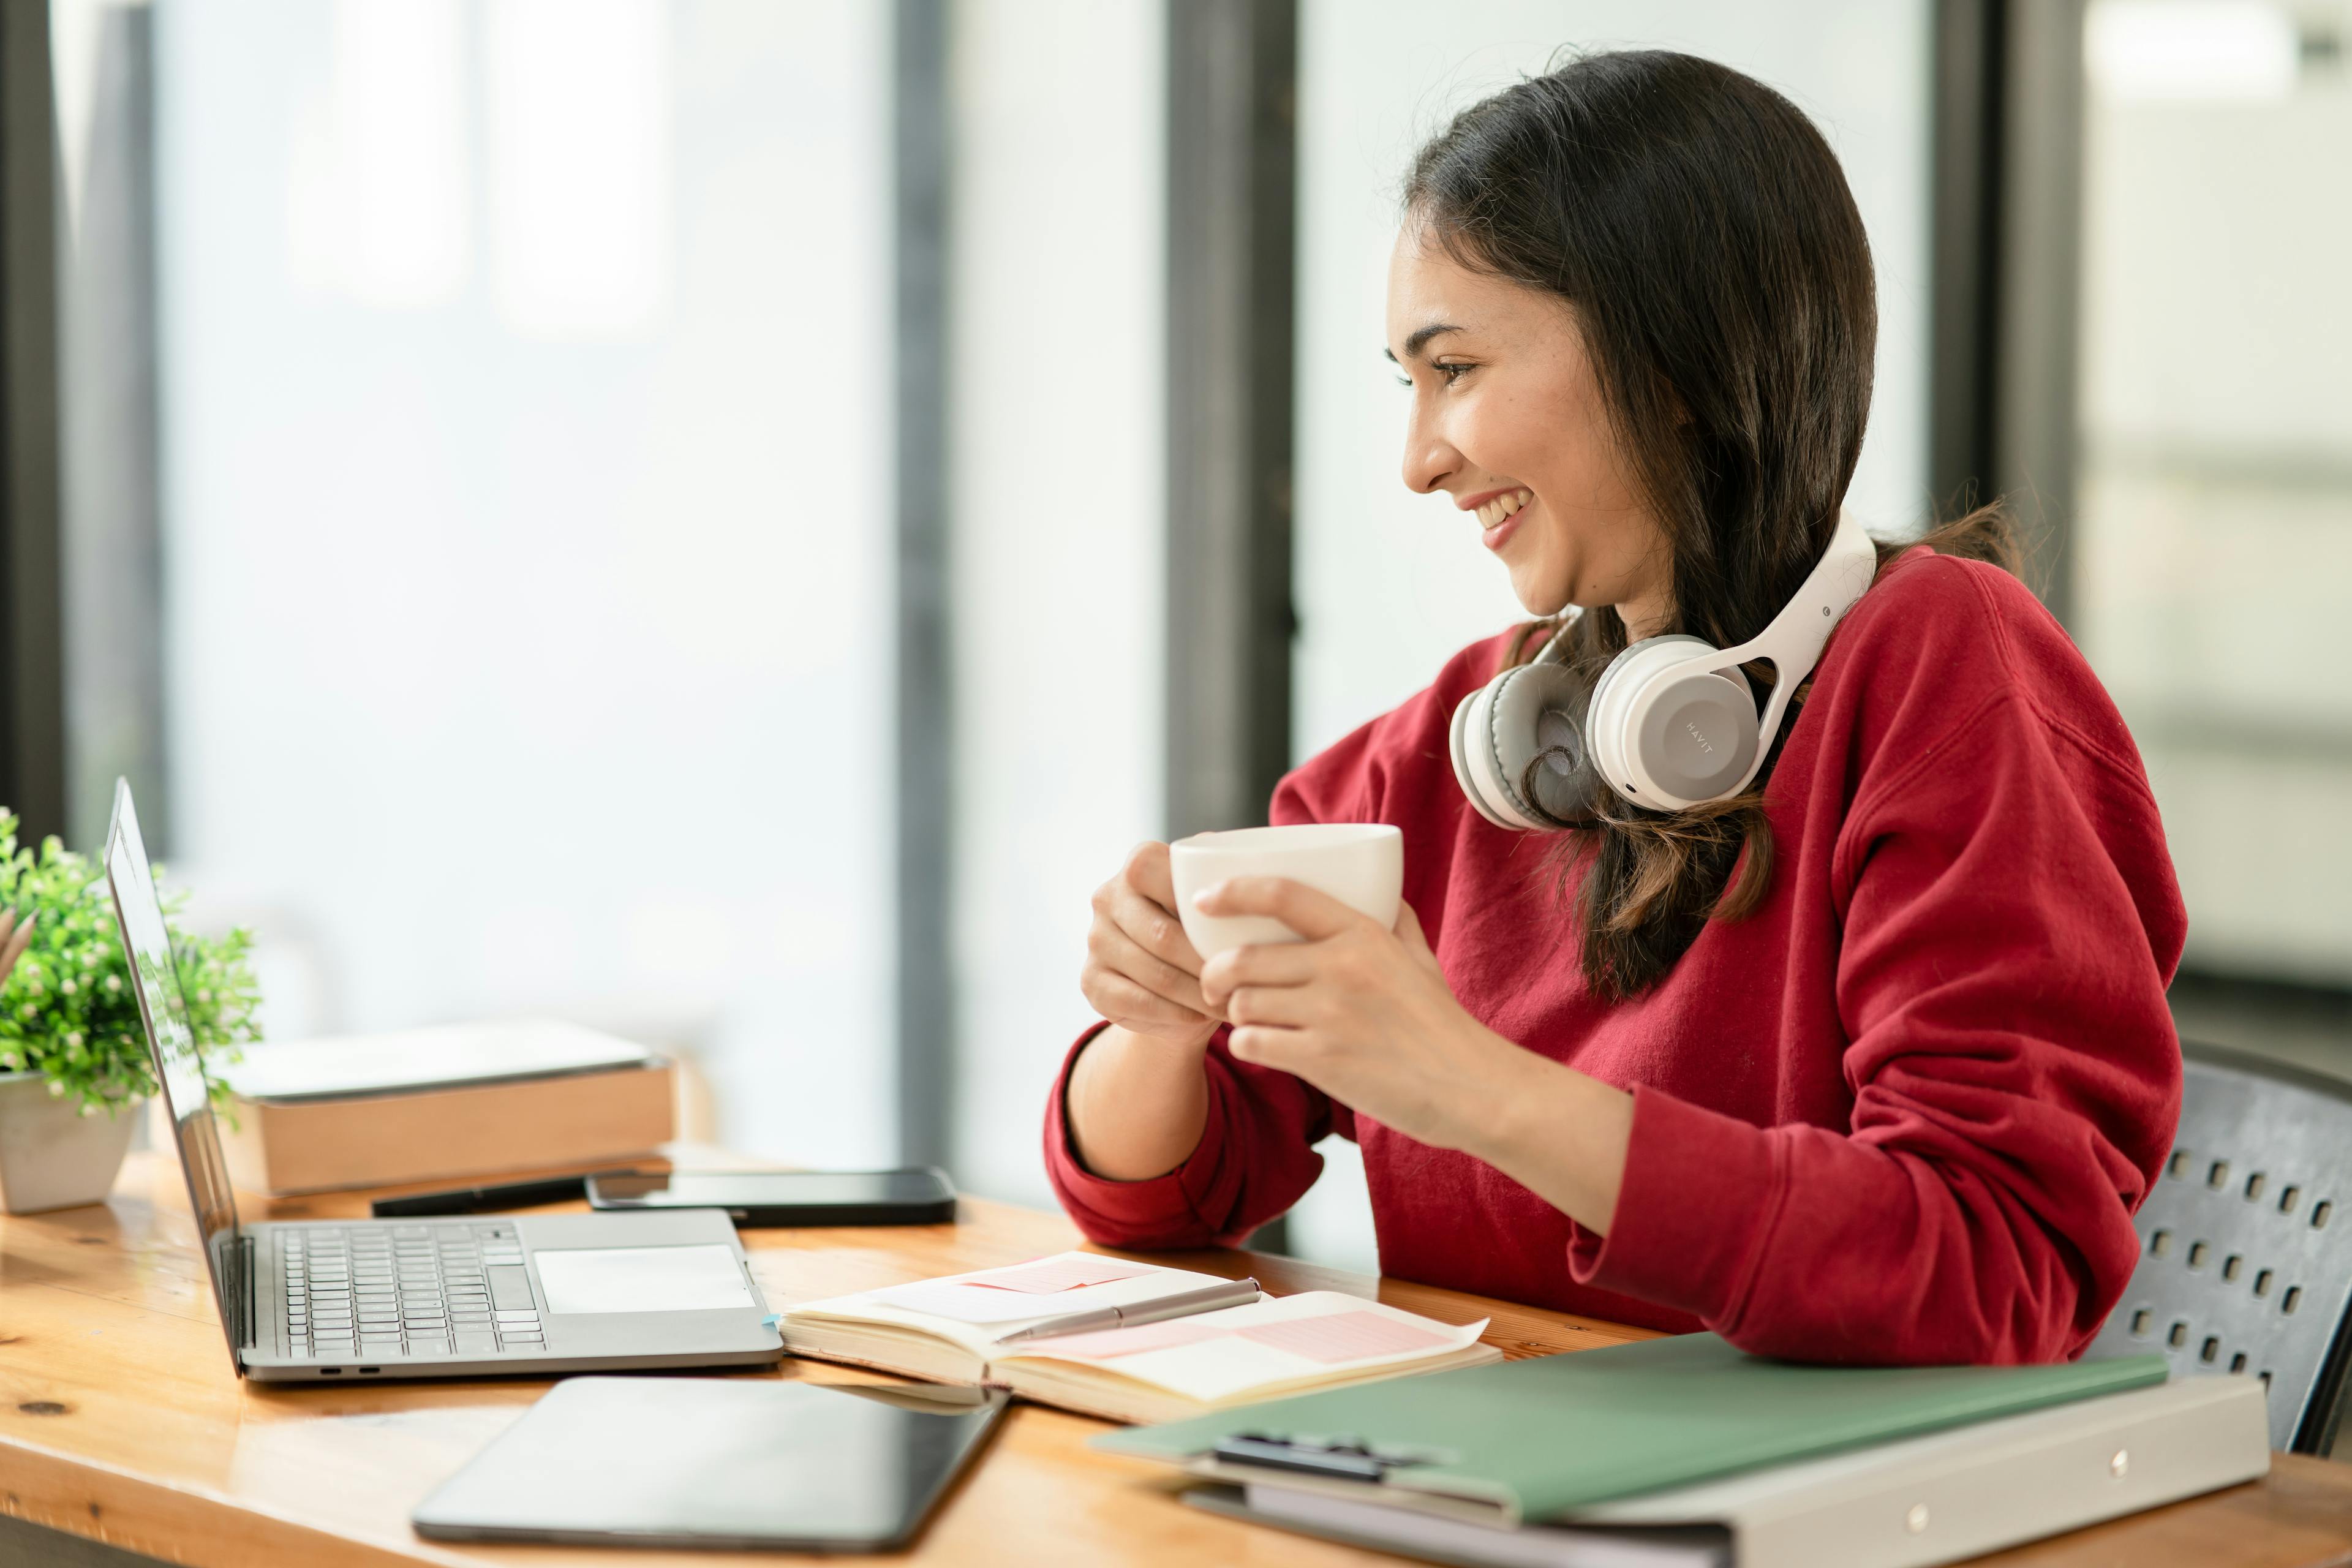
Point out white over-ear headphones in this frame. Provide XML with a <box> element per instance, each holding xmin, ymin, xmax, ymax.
<box><xmin>1450</xmin><ymin>508</ymin><xmax>1879</xmax><ymax>827</ymax></box>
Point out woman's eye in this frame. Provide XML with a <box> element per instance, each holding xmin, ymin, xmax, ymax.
<box><xmin>1393</xmin><ymin>363</ymin><xmax>1472</xmax><ymax>388</ymax></box>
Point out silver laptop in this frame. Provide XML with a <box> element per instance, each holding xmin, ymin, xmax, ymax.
<box><xmin>104</xmin><ymin>778</ymin><xmax>783</xmax><ymax>1383</ymax></box>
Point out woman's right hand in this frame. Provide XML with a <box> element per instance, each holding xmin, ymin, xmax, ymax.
<box><xmin>1080</xmin><ymin>842</ymin><xmax>1222</xmax><ymax>1049</ymax></box>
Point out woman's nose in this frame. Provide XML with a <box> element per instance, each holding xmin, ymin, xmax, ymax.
<box><xmin>1400</xmin><ymin>407</ymin><xmax>1456</xmax><ymax>496</ymax></box>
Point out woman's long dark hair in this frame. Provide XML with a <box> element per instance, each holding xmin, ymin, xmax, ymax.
<box><xmin>1404</xmin><ymin>50</ymin><xmax>2016</xmax><ymax>998</ymax></box>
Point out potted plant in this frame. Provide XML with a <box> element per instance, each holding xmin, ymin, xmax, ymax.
<box><xmin>0</xmin><ymin>809</ymin><xmax>261</xmax><ymax>1213</ymax></box>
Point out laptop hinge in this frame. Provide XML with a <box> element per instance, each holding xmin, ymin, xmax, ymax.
<box><xmin>236</xmin><ymin>1233</ymin><xmax>258</xmax><ymax>1354</ymax></box>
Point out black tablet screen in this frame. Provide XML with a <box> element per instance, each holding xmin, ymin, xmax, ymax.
<box><xmin>413</xmin><ymin>1377</ymin><xmax>1004</xmax><ymax>1551</ymax></box>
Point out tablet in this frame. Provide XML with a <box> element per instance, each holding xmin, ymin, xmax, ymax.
<box><xmin>412</xmin><ymin>1376</ymin><xmax>1006</xmax><ymax>1551</ymax></box>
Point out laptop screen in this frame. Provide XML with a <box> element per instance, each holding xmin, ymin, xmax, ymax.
<box><xmin>105</xmin><ymin>779</ymin><xmax>245</xmax><ymax>1366</ymax></box>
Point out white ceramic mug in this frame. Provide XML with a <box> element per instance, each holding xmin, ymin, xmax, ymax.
<box><xmin>1168</xmin><ymin>823</ymin><xmax>1404</xmax><ymax>961</ymax></box>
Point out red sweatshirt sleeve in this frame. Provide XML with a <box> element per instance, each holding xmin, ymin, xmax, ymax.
<box><xmin>1042</xmin><ymin>1021</ymin><xmax>1336</xmax><ymax>1248</ymax></box>
<box><xmin>1566</xmin><ymin>568</ymin><xmax>2184</xmax><ymax>1363</ymax></box>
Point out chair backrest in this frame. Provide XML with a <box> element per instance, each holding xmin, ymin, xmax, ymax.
<box><xmin>2087</xmin><ymin>1040</ymin><xmax>2352</xmax><ymax>1452</ymax></box>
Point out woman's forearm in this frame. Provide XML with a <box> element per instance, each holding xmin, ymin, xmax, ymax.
<box><xmin>1452</xmin><ymin>1030</ymin><xmax>1636</xmax><ymax>1234</ymax></box>
<box><xmin>1065</xmin><ymin>1022</ymin><xmax>1217</xmax><ymax>1182</ymax></box>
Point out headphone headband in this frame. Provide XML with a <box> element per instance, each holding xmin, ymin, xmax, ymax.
<box><xmin>1624</xmin><ymin>508</ymin><xmax>1879</xmax><ymax>801</ymax></box>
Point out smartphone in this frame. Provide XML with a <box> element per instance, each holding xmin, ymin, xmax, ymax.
<box><xmin>586</xmin><ymin>1168</ymin><xmax>957</xmax><ymax>1227</ymax></box>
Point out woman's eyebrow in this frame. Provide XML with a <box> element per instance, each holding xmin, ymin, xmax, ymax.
<box><xmin>1382</xmin><ymin>322</ymin><xmax>1464</xmax><ymax>363</ymax></box>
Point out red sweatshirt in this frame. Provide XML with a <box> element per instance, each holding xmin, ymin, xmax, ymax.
<box><xmin>1043</xmin><ymin>547</ymin><xmax>2186</xmax><ymax>1364</ymax></box>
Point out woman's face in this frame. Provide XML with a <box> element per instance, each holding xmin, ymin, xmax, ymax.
<box><xmin>1385</xmin><ymin>222</ymin><xmax>1671</xmax><ymax>633</ymax></box>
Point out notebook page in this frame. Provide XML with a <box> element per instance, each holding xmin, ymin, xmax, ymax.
<box><xmin>870</xmin><ymin>1255</ymin><xmax>1170</xmax><ymax>1324</ymax></box>
<box><xmin>998</xmin><ymin>1291</ymin><xmax>1488</xmax><ymax>1404</ymax></box>
<box><xmin>790</xmin><ymin>1253</ymin><xmax>1246</xmax><ymax>1336</ymax></box>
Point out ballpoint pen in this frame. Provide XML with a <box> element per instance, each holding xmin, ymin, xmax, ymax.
<box><xmin>990</xmin><ymin>1276</ymin><xmax>1262</xmax><ymax>1344</ymax></box>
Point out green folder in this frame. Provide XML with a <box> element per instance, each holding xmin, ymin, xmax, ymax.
<box><xmin>1093</xmin><ymin>1332</ymin><xmax>2169</xmax><ymax>1522</ymax></box>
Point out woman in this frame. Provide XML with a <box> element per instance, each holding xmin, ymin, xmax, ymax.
<box><xmin>1045</xmin><ymin>50</ymin><xmax>2183</xmax><ymax>1365</ymax></box>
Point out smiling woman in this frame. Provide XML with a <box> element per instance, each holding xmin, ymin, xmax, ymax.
<box><xmin>1045</xmin><ymin>50</ymin><xmax>2184</xmax><ymax>1368</ymax></box>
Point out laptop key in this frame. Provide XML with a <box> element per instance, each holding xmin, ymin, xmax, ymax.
<box><xmin>486</xmin><ymin>1265</ymin><xmax>535</xmax><ymax>1310</ymax></box>
<box><xmin>407</xmin><ymin>1337</ymin><xmax>452</xmax><ymax>1357</ymax></box>
<box><xmin>453</xmin><ymin>1332</ymin><xmax>499</xmax><ymax>1354</ymax></box>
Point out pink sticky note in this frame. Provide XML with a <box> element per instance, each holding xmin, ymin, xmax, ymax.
<box><xmin>1011</xmin><ymin>1319</ymin><xmax>1230</xmax><ymax>1360</ymax></box>
<box><xmin>1234</xmin><ymin>1310</ymin><xmax>1453</xmax><ymax>1365</ymax></box>
<box><xmin>964</xmin><ymin>1255</ymin><xmax>1159</xmax><ymax>1295</ymax></box>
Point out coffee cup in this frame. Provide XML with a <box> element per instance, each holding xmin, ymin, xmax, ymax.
<box><xmin>1168</xmin><ymin>823</ymin><xmax>1404</xmax><ymax>961</ymax></box>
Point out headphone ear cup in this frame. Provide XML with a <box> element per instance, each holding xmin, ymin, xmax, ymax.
<box><xmin>1450</xmin><ymin>680</ymin><xmax>1523</xmax><ymax>830</ymax></box>
<box><xmin>1588</xmin><ymin>635</ymin><xmax>1760</xmax><ymax>809</ymax></box>
<box><xmin>1482</xmin><ymin>662</ymin><xmax>1596</xmax><ymax>826</ymax></box>
<box><xmin>1588</xmin><ymin>635</ymin><xmax>1708</xmax><ymax>802</ymax></box>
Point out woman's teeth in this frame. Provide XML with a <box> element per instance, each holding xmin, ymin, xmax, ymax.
<box><xmin>1477</xmin><ymin>489</ymin><xmax>1532</xmax><ymax>529</ymax></box>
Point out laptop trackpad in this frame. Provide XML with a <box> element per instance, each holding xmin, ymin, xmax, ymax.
<box><xmin>532</xmin><ymin>1245</ymin><xmax>755</xmax><ymax>1314</ymax></box>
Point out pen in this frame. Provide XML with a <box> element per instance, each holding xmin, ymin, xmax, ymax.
<box><xmin>369</xmin><ymin>1172</ymin><xmax>635</xmax><ymax>1218</ymax></box>
<box><xmin>992</xmin><ymin>1276</ymin><xmax>1262</xmax><ymax>1344</ymax></box>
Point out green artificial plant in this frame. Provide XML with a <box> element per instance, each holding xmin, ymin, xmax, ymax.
<box><xmin>0</xmin><ymin>809</ymin><xmax>260</xmax><ymax>1117</ymax></box>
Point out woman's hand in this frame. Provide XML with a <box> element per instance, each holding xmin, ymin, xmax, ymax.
<box><xmin>1079</xmin><ymin>842</ymin><xmax>1222</xmax><ymax>1050</ymax></box>
<box><xmin>1192</xmin><ymin>878</ymin><xmax>1528</xmax><ymax>1153</ymax></box>
<box><xmin>1193</xmin><ymin>875</ymin><xmax>1635</xmax><ymax>1231</ymax></box>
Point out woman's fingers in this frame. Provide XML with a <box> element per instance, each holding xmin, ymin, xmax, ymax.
<box><xmin>1197</xmin><ymin>940</ymin><xmax>1319</xmax><ymax>1008</ymax></box>
<box><xmin>1106</xmin><ymin>876</ymin><xmax>1207</xmax><ymax>978</ymax></box>
<box><xmin>1224</xmin><ymin>981</ymin><xmax>1317</xmax><ymax>1028</ymax></box>
<box><xmin>1122</xmin><ymin>840</ymin><xmax>1183</xmax><ymax>913</ymax></box>
<box><xmin>1081</xmin><ymin>967</ymin><xmax>1212</xmax><ymax>1033</ymax></box>
<box><xmin>1088</xmin><ymin>920</ymin><xmax>1213</xmax><ymax>1016</ymax></box>
<box><xmin>1189</xmin><ymin>876</ymin><xmax>1366</xmax><ymax>942</ymax></box>
<box><xmin>1227</xmin><ymin>1023</ymin><xmax>1315</xmax><ymax>1074</ymax></box>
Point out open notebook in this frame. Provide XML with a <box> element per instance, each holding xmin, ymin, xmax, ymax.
<box><xmin>782</xmin><ymin>1251</ymin><xmax>1500</xmax><ymax>1425</ymax></box>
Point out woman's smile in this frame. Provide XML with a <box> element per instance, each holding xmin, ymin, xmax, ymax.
<box><xmin>1457</xmin><ymin>485</ymin><xmax>1535</xmax><ymax>552</ymax></box>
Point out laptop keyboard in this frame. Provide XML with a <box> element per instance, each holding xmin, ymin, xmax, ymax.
<box><xmin>282</xmin><ymin>1223</ymin><xmax>545</xmax><ymax>1360</ymax></box>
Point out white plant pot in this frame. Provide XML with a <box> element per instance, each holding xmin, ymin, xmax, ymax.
<box><xmin>0</xmin><ymin>1071</ymin><xmax>143</xmax><ymax>1214</ymax></box>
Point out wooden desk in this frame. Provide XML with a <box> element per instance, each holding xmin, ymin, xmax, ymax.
<box><xmin>3</xmin><ymin>1150</ymin><xmax>2350</xmax><ymax>1567</ymax></box>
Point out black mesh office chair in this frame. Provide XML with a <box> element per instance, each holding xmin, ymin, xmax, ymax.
<box><xmin>2087</xmin><ymin>1040</ymin><xmax>2352</xmax><ymax>1453</ymax></box>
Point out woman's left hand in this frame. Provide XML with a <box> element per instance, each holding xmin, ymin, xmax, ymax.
<box><xmin>1191</xmin><ymin>878</ymin><xmax>1531</xmax><ymax>1153</ymax></box>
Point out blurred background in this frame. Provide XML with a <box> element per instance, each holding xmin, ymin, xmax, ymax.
<box><xmin>1</xmin><ymin>0</ymin><xmax>2343</xmax><ymax>1273</ymax></box>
